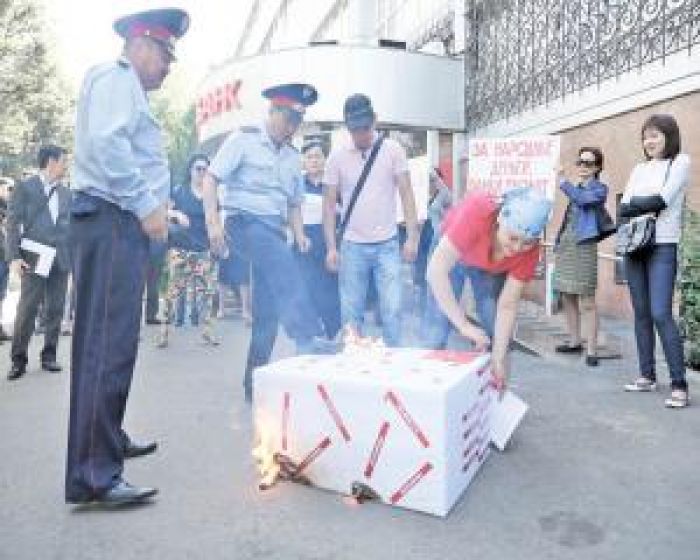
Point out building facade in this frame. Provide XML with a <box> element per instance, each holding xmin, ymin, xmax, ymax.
<box><xmin>463</xmin><ymin>0</ymin><xmax>700</xmax><ymax>318</ymax></box>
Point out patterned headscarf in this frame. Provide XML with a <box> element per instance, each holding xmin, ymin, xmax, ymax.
<box><xmin>498</xmin><ymin>187</ymin><xmax>553</xmax><ymax>240</ymax></box>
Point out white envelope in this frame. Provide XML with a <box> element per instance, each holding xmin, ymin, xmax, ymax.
<box><xmin>490</xmin><ymin>391</ymin><xmax>529</xmax><ymax>451</ymax></box>
<box><xmin>20</xmin><ymin>238</ymin><xmax>56</xmax><ymax>278</ymax></box>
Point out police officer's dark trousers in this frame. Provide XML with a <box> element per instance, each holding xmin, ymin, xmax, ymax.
<box><xmin>65</xmin><ymin>194</ymin><xmax>149</xmax><ymax>502</ymax></box>
<box><xmin>225</xmin><ymin>214</ymin><xmax>320</xmax><ymax>400</ymax></box>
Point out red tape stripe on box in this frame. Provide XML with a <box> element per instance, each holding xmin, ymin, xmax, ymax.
<box><xmin>390</xmin><ymin>462</ymin><xmax>434</xmax><ymax>504</ymax></box>
<box><xmin>281</xmin><ymin>392</ymin><xmax>290</xmax><ymax>451</ymax></box>
<box><xmin>385</xmin><ymin>391</ymin><xmax>430</xmax><ymax>448</ymax></box>
<box><xmin>295</xmin><ymin>436</ymin><xmax>332</xmax><ymax>476</ymax></box>
<box><xmin>364</xmin><ymin>421</ymin><xmax>390</xmax><ymax>479</ymax></box>
<box><xmin>317</xmin><ymin>385</ymin><xmax>351</xmax><ymax>442</ymax></box>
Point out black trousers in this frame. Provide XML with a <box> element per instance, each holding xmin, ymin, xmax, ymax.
<box><xmin>65</xmin><ymin>194</ymin><xmax>148</xmax><ymax>502</ymax></box>
<box><xmin>10</xmin><ymin>264</ymin><xmax>68</xmax><ymax>365</ymax></box>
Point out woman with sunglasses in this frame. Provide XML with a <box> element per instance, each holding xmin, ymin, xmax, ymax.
<box><xmin>427</xmin><ymin>187</ymin><xmax>552</xmax><ymax>392</ymax></box>
<box><xmin>554</xmin><ymin>147</ymin><xmax>608</xmax><ymax>366</ymax></box>
<box><xmin>620</xmin><ymin>114</ymin><xmax>690</xmax><ymax>408</ymax></box>
<box><xmin>157</xmin><ymin>154</ymin><xmax>220</xmax><ymax>347</ymax></box>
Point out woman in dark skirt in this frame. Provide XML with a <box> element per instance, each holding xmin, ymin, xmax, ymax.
<box><xmin>554</xmin><ymin>147</ymin><xmax>608</xmax><ymax>366</ymax></box>
<box><xmin>296</xmin><ymin>140</ymin><xmax>341</xmax><ymax>339</ymax></box>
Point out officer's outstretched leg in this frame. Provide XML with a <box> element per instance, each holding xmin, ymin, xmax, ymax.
<box><xmin>243</xmin><ymin>264</ymin><xmax>279</xmax><ymax>401</ymax></box>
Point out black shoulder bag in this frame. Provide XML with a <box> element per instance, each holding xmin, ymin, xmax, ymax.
<box><xmin>615</xmin><ymin>160</ymin><xmax>672</xmax><ymax>256</ymax></box>
<box><xmin>336</xmin><ymin>133</ymin><xmax>385</xmax><ymax>243</ymax></box>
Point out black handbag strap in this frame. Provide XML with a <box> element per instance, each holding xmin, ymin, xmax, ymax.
<box><xmin>337</xmin><ymin>132</ymin><xmax>386</xmax><ymax>241</ymax></box>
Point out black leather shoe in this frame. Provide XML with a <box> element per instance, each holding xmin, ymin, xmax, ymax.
<box><xmin>94</xmin><ymin>480</ymin><xmax>158</xmax><ymax>506</ymax></box>
<box><xmin>124</xmin><ymin>440</ymin><xmax>158</xmax><ymax>459</ymax></box>
<box><xmin>585</xmin><ymin>354</ymin><xmax>600</xmax><ymax>367</ymax></box>
<box><xmin>41</xmin><ymin>361</ymin><xmax>63</xmax><ymax>372</ymax></box>
<box><xmin>145</xmin><ymin>318</ymin><xmax>162</xmax><ymax>325</ymax></box>
<box><xmin>7</xmin><ymin>363</ymin><xmax>26</xmax><ymax>381</ymax></box>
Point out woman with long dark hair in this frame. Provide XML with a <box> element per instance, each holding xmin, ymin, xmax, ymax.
<box><xmin>157</xmin><ymin>154</ymin><xmax>220</xmax><ymax>347</ymax></box>
<box><xmin>620</xmin><ymin>114</ymin><xmax>690</xmax><ymax>408</ymax></box>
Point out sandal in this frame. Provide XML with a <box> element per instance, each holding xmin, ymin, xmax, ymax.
<box><xmin>665</xmin><ymin>389</ymin><xmax>690</xmax><ymax>408</ymax></box>
<box><xmin>624</xmin><ymin>377</ymin><xmax>657</xmax><ymax>392</ymax></box>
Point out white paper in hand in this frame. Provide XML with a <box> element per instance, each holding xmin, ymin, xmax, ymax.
<box><xmin>19</xmin><ymin>238</ymin><xmax>56</xmax><ymax>278</ymax></box>
<box><xmin>491</xmin><ymin>391</ymin><xmax>529</xmax><ymax>451</ymax></box>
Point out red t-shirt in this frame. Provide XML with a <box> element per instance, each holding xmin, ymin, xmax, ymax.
<box><xmin>442</xmin><ymin>191</ymin><xmax>540</xmax><ymax>282</ymax></box>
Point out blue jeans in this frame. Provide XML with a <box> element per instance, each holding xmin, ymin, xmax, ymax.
<box><xmin>625</xmin><ymin>244</ymin><xmax>686</xmax><ymax>389</ymax></box>
<box><xmin>421</xmin><ymin>238</ymin><xmax>506</xmax><ymax>349</ymax></box>
<box><xmin>340</xmin><ymin>237</ymin><xmax>402</xmax><ymax>346</ymax></box>
<box><xmin>225</xmin><ymin>215</ymin><xmax>321</xmax><ymax>398</ymax></box>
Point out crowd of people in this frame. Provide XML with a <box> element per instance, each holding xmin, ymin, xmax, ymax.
<box><xmin>0</xmin><ymin>7</ymin><xmax>690</xmax><ymax>508</ymax></box>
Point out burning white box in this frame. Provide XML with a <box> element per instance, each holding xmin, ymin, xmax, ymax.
<box><xmin>254</xmin><ymin>348</ymin><xmax>504</xmax><ymax>517</ymax></box>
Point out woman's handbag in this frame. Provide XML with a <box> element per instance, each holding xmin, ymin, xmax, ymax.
<box><xmin>615</xmin><ymin>215</ymin><xmax>656</xmax><ymax>255</ymax></box>
<box><xmin>615</xmin><ymin>160</ymin><xmax>672</xmax><ymax>256</ymax></box>
<box><xmin>592</xmin><ymin>204</ymin><xmax>617</xmax><ymax>243</ymax></box>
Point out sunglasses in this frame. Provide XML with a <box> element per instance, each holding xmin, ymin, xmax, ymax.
<box><xmin>575</xmin><ymin>159</ymin><xmax>598</xmax><ymax>168</ymax></box>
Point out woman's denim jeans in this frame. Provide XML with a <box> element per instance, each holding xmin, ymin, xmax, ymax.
<box><xmin>625</xmin><ymin>243</ymin><xmax>687</xmax><ymax>389</ymax></box>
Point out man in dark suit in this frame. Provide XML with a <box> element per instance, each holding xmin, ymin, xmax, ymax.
<box><xmin>6</xmin><ymin>145</ymin><xmax>71</xmax><ymax>380</ymax></box>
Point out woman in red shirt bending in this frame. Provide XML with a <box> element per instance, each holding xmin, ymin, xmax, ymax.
<box><xmin>427</xmin><ymin>187</ymin><xmax>552</xmax><ymax>393</ymax></box>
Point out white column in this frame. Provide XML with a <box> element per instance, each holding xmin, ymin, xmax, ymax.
<box><xmin>426</xmin><ymin>130</ymin><xmax>440</xmax><ymax>168</ymax></box>
<box><xmin>347</xmin><ymin>0</ymin><xmax>378</xmax><ymax>46</ymax></box>
<box><xmin>452</xmin><ymin>0</ymin><xmax>465</xmax><ymax>55</ymax></box>
<box><xmin>452</xmin><ymin>132</ymin><xmax>467</xmax><ymax>198</ymax></box>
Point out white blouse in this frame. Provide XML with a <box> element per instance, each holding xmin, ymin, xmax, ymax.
<box><xmin>621</xmin><ymin>153</ymin><xmax>690</xmax><ymax>243</ymax></box>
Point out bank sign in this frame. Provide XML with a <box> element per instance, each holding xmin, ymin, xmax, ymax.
<box><xmin>196</xmin><ymin>80</ymin><xmax>243</xmax><ymax>132</ymax></box>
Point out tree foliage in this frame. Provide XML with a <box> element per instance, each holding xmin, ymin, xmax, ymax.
<box><xmin>680</xmin><ymin>208</ymin><xmax>700</xmax><ymax>368</ymax></box>
<box><xmin>151</xmin><ymin>79</ymin><xmax>198</xmax><ymax>189</ymax></box>
<box><xmin>0</xmin><ymin>0</ymin><xmax>73</xmax><ymax>176</ymax></box>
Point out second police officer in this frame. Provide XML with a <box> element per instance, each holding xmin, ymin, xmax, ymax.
<box><xmin>202</xmin><ymin>83</ymin><xmax>336</xmax><ymax>403</ymax></box>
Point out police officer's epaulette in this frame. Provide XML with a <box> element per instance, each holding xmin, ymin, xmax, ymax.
<box><xmin>238</xmin><ymin>125</ymin><xmax>260</xmax><ymax>134</ymax></box>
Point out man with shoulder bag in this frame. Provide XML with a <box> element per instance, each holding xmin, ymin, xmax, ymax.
<box><xmin>322</xmin><ymin>94</ymin><xmax>419</xmax><ymax>346</ymax></box>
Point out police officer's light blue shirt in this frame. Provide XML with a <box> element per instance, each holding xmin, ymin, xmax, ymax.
<box><xmin>71</xmin><ymin>57</ymin><xmax>170</xmax><ymax>219</ymax></box>
<box><xmin>209</xmin><ymin>125</ymin><xmax>304</xmax><ymax>220</ymax></box>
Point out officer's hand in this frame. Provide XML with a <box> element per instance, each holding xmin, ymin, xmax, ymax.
<box><xmin>11</xmin><ymin>259</ymin><xmax>30</xmax><ymax>276</ymax></box>
<box><xmin>326</xmin><ymin>248</ymin><xmax>340</xmax><ymax>272</ymax></box>
<box><xmin>207</xmin><ymin>220</ymin><xmax>227</xmax><ymax>257</ymax></box>
<box><xmin>402</xmin><ymin>234</ymin><xmax>419</xmax><ymax>263</ymax></box>
<box><xmin>141</xmin><ymin>206</ymin><xmax>168</xmax><ymax>242</ymax></box>
<box><xmin>297</xmin><ymin>235</ymin><xmax>311</xmax><ymax>253</ymax></box>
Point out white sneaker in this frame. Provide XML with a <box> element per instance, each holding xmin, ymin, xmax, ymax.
<box><xmin>624</xmin><ymin>377</ymin><xmax>657</xmax><ymax>392</ymax></box>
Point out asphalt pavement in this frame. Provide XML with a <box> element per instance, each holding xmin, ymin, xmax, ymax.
<box><xmin>1</xmin><ymin>317</ymin><xmax>699</xmax><ymax>560</ymax></box>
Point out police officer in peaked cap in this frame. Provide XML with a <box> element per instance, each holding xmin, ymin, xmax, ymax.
<box><xmin>202</xmin><ymin>83</ymin><xmax>338</xmax><ymax>403</ymax></box>
<box><xmin>65</xmin><ymin>7</ymin><xmax>189</xmax><ymax>507</ymax></box>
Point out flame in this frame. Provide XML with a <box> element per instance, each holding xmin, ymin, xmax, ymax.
<box><xmin>341</xmin><ymin>325</ymin><xmax>387</xmax><ymax>355</ymax></box>
<box><xmin>252</xmin><ymin>421</ymin><xmax>281</xmax><ymax>490</ymax></box>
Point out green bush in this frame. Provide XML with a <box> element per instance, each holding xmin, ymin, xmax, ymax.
<box><xmin>680</xmin><ymin>208</ymin><xmax>700</xmax><ymax>369</ymax></box>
